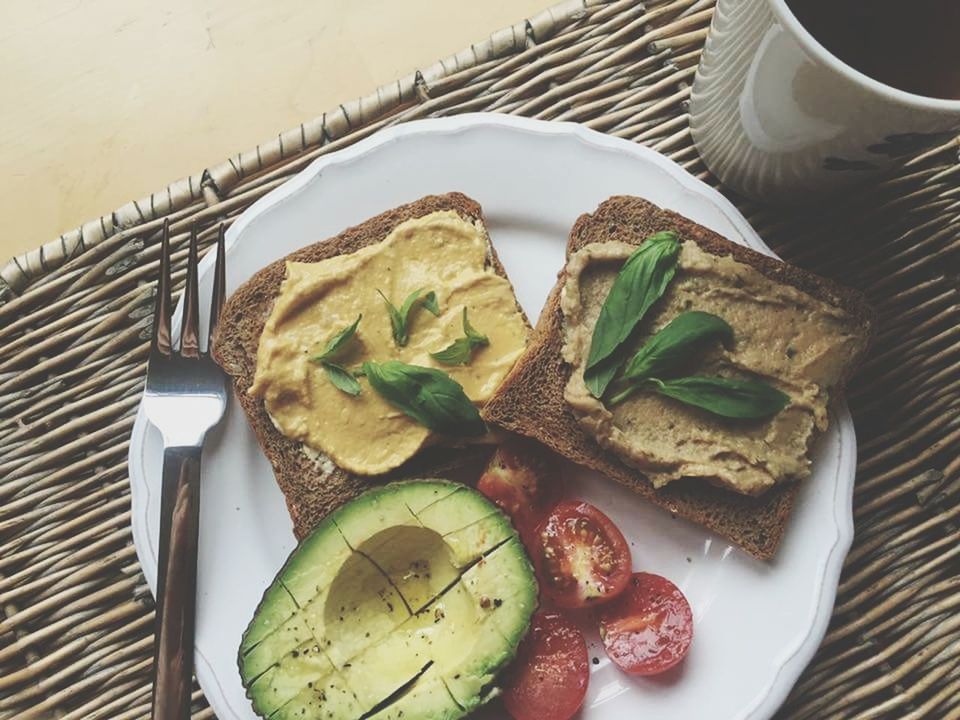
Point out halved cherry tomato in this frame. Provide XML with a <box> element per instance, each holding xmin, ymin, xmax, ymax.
<box><xmin>477</xmin><ymin>438</ymin><xmax>563</xmax><ymax>551</ymax></box>
<box><xmin>534</xmin><ymin>501</ymin><xmax>632</xmax><ymax>609</ymax></box>
<box><xmin>503</xmin><ymin>611</ymin><xmax>589</xmax><ymax>720</ymax></box>
<box><xmin>598</xmin><ymin>572</ymin><xmax>694</xmax><ymax>675</ymax></box>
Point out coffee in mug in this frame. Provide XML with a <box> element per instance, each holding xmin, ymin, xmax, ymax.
<box><xmin>786</xmin><ymin>0</ymin><xmax>960</xmax><ymax>100</ymax></box>
<box><xmin>690</xmin><ymin>0</ymin><xmax>960</xmax><ymax>201</ymax></box>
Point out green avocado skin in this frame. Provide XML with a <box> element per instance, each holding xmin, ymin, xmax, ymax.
<box><xmin>237</xmin><ymin>479</ymin><xmax>537</xmax><ymax>720</ymax></box>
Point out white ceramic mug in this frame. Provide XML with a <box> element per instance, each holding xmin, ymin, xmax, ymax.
<box><xmin>689</xmin><ymin>0</ymin><xmax>960</xmax><ymax>201</ymax></box>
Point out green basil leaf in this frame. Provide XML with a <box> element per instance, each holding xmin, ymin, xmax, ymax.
<box><xmin>622</xmin><ymin>311</ymin><xmax>733</xmax><ymax>382</ymax></box>
<box><xmin>311</xmin><ymin>315</ymin><xmax>362</xmax><ymax>363</ymax></box>
<box><xmin>362</xmin><ymin>360</ymin><xmax>486</xmax><ymax>436</ymax></box>
<box><xmin>418</xmin><ymin>291</ymin><xmax>440</xmax><ymax>317</ymax></box>
<box><xmin>584</xmin><ymin>232</ymin><xmax>681</xmax><ymax>398</ymax></box>
<box><xmin>377</xmin><ymin>290</ymin><xmax>405</xmax><ymax>344</ymax></box>
<box><xmin>431</xmin><ymin>308</ymin><xmax>490</xmax><ymax>366</ymax></box>
<box><xmin>462</xmin><ymin>307</ymin><xmax>486</xmax><ymax>343</ymax></box>
<box><xmin>585</xmin><ymin>346</ymin><xmax>632</xmax><ymax>401</ymax></box>
<box><xmin>649</xmin><ymin>376</ymin><xmax>790</xmax><ymax>419</ymax></box>
<box><xmin>322</xmin><ymin>362</ymin><xmax>362</xmax><ymax>396</ymax></box>
<box><xmin>378</xmin><ymin>288</ymin><xmax>440</xmax><ymax>346</ymax></box>
<box><xmin>430</xmin><ymin>337</ymin><xmax>475</xmax><ymax>366</ymax></box>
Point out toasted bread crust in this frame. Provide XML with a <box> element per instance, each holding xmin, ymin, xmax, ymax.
<box><xmin>482</xmin><ymin>196</ymin><xmax>874</xmax><ymax>559</ymax></box>
<box><xmin>212</xmin><ymin>193</ymin><xmax>518</xmax><ymax>538</ymax></box>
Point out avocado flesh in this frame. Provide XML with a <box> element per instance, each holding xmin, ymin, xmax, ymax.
<box><xmin>340</xmin><ymin>522</ymin><xmax>462</xmax><ymax>613</ymax></box>
<box><xmin>269</xmin><ymin>674</ymin><xmax>362</xmax><ymax>720</ymax></box>
<box><xmin>279</xmin><ymin>520</ymin><xmax>355</xmax><ymax>605</ymax></box>
<box><xmin>460</xmin><ymin>538</ymin><xmax>538</xmax><ymax>642</ymax></box>
<box><xmin>338</xmin><ymin>543</ymin><xmax>532</xmax><ymax>715</ymax></box>
<box><xmin>397</xmin><ymin>481</ymin><xmax>462</xmax><ymax>514</ymax></box>
<box><xmin>240</xmin><ymin>481</ymin><xmax>537</xmax><ymax>720</ymax></box>
<box><xmin>414</xmin><ymin>487</ymin><xmax>505</xmax><ymax>537</ymax></box>
<box><xmin>241</xmin><ymin>582</ymin><xmax>299</xmax><ymax>655</ymax></box>
<box><xmin>248</xmin><ymin>640</ymin><xmax>336</xmax><ymax>716</ymax></box>
<box><xmin>364</xmin><ymin>666</ymin><xmax>464</xmax><ymax>720</ymax></box>
<box><xmin>442</xmin><ymin>512</ymin><xmax>516</xmax><ymax>569</ymax></box>
<box><xmin>445</xmin><ymin>538</ymin><xmax>538</xmax><ymax>710</ymax></box>
<box><xmin>242</xmin><ymin>612</ymin><xmax>319</xmax><ymax>685</ymax></box>
<box><xmin>301</xmin><ymin>549</ymin><xmax>411</xmax><ymax>668</ymax></box>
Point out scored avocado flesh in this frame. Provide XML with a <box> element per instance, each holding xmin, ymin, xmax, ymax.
<box><xmin>239</xmin><ymin>481</ymin><xmax>537</xmax><ymax>720</ymax></box>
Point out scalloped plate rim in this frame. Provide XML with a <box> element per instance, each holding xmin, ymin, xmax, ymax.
<box><xmin>128</xmin><ymin>113</ymin><xmax>855</xmax><ymax>720</ymax></box>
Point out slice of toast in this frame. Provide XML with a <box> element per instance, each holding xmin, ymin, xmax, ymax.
<box><xmin>481</xmin><ymin>196</ymin><xmax>873</xmax><ymax>559</ymax></box>
<box><xmin>212</xmin><ymin>193</ymin><xmax>520</xmax><ymax>539</ymax></box>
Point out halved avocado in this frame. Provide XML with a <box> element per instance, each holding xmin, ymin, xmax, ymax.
<box><xmin>239</xmin><ymin>480</ymin><xmax>537</xmax><ymax>720</ymax></box>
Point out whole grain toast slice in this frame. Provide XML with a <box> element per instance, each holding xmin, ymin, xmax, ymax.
<box><xmin>481</xmin><ymin>196</ymin><xmax>874</xmax><ymax>559</ymax></box>
<box><xmin>212</xmin><ymin>193</ymin><xmax>521</xmax><ymax>539</ymax></box>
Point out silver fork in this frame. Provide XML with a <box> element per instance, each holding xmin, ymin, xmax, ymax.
<box><xmin>143</xmin><ymin>221</ymin><xmax>228</xmax><ymax>720</ymax></box>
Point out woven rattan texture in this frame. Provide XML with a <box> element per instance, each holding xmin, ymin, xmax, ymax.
<box><xmin>1</xmin><ymin>1</ymin><xmax>958</xmax><ymax>718</ymax></box>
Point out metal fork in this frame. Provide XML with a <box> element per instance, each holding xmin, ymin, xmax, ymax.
<box><xmin>144</xmin><ymin>221</ymin><xmax>228</xmax><ymax>720</ymax></box>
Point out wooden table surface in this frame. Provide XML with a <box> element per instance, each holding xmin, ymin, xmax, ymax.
<box><xmin>0</xmin><ymin>0</ymin><xmax>547</xmax><ymax>262</ymax></box>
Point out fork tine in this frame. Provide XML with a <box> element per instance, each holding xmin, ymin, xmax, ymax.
<box><xmin>208</xmin><ymin>223</ymin><xmax>227</xmax><ymax>351</ymax></box>
<box><xmin>180</xmin><ymin>227</ymin><xmax>201</xmax><ymax>358</ymax></box>
<box><xmin>151</xmin><ymin>219</ymin><xmax>173</xmax><ymax>355</ymax></box>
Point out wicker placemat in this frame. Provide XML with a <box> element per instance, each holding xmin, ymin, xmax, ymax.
<box><xmin>1</xmin><ymin>1</ymin><xmax>958</xmax><ymax>718</ymax></box>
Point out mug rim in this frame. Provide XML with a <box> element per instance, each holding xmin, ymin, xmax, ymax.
<box><xmin>769</xmin><ymin>0</ymin><xmax>960</xmax><ymax>112</ymax></box>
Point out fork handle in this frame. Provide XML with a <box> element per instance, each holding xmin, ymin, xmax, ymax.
<box><xmin>151</xmin><ymin>445</ymin><xmax>202</xmax><ymax>720</ymax></box>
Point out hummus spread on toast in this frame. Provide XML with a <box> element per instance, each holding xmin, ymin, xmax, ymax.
<box><xmin>560</xmin><ymin>240</ymin><xmax>867</xmax><ymax>495</ymax></box>
<box><xmin>249</xmin><ymin>211</ymin><xmax>527</xmax><ymax>476</ymax></box>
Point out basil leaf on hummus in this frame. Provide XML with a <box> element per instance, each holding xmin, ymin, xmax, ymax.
<box><xmin>584</xmin><ymin>232</ymin><xmax>680</xmax><ymax>398</ymax></box>
<box><xmin>362</xmin><ymin>360</ymin><xmax>485</xmax><ymax>436</ymax></box>
<box><xmin>323</xmin><ymin>363</ymin><xmax>362</xmax><ymax>396</ymax></box>
<box><xmin>621</xmin><ymin>311</ymin><xmax>733</xmax><ymax>383</ymax></box>
<box><xmin>648</xmin><ymin>376</ymin><xmax>789</xmax><ymax>419</ymax></box>
<box><xmin>311</xmin><ymin>315</ymin><xmax>362</xmax><ymax>363</ymax></box>
<box><xmin>431</xmin><ymin>308</ymin><xmax>490</xmax><ymax>366</ymax></box>
<box><xmin>378</xmin><ymin>288</ymin><xmax>441</xmax><ymax>347</ymax></box>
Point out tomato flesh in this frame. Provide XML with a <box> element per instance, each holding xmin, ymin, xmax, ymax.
<box><xmin>477</xmin><ymin>439</ymin><xmax>563</xmax><ymax>550</ymax></box>
<box><xmin>503</xmin><ymin>611</ymin><xmax>589</xmax><ymax>720</ymax></box>
<box><xmin>598</xmin><ymin>572</ymin><xmax>694</xmax><ymax>675</ymax></box>
<box><xmin>535</xmin><ymin>501</ymin><xmax>632</xmax><ymax>609</ymax></box>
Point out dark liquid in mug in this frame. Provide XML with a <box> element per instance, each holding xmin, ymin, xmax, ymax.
<box><xmin>786</xmin><ymin>0</ymin><xmax>960</xmax><ymax>100</ymax></box>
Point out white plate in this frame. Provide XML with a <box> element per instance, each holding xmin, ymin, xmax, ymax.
<box><xmin>129</xmin><ymin>114</ymin><xmax>854</xmax><ymax>720</ymax></box>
